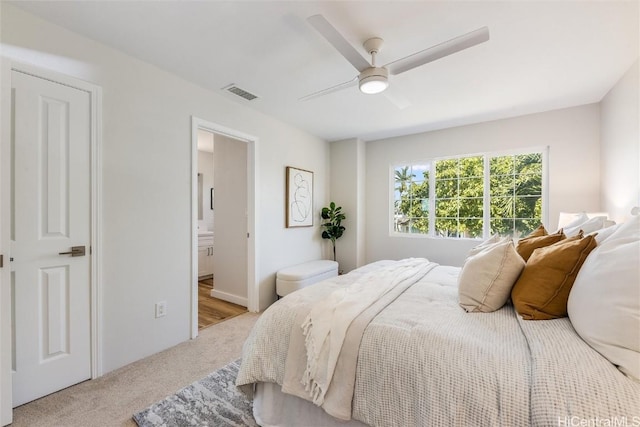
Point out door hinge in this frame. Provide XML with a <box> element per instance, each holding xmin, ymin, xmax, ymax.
<box><xmin>0</xmin><ymin>254</ymin><xmax>2</xmax><ymax>268</ymax></box>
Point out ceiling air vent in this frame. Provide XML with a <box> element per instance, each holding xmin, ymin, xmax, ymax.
<box><xmin>223</xmin><ymin>84</ymin><xmax>258</xmax><ymax>101</ymax></box>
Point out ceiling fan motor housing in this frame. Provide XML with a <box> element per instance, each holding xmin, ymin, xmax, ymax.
<box><xmin>359</xmin><ymin>67</ymin><xmax>389</xmax><ymax>94</ymax></box>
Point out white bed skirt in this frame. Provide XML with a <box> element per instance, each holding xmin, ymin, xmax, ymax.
<box><xmin>253</xmin><ymin>382</ymin><xmax>369</xmax><ymax>427</ymax></box>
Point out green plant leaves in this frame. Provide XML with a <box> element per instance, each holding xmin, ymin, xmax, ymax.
<box><xmin>321</xmin><ymin>202</ymin><xmax>345</xmax><ymax>242</ymax></box>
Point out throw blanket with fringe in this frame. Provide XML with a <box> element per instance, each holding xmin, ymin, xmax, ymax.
<box><xmin>296</xmin><ymin>258</ymin><xmax>436</xmax><ymax>409</ymax></box>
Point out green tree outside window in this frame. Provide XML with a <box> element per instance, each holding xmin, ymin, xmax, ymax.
<box><xmin>393</xmin><ymin>151</ymin><xmax>543</xmax><ymax>239</ymax></box>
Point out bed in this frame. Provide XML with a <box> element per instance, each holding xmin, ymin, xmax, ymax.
<box><xmin>237</xmin><ymin>216</ymin><xmax>640</xmax><ymax>427</ymax></box>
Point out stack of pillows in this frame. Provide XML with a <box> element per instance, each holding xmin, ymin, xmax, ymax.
<box><xmin>458</xmin><ymin>213</ymin><xmax>640</xmax><ymax>381</ymax></box>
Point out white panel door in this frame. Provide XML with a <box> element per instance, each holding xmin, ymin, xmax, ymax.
<box><xmin>10</xmin><ymin>70</ymin><xmax>91</xmax><ymax>407</ymax></box>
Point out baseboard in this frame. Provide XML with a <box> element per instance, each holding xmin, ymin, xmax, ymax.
<box><xmin>211</xmin><ymin>289</ymin><xmax>247</xmax><ymax>307</ymax></box>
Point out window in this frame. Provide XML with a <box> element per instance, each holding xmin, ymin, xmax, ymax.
<box><xmin>393</xmin><ymin>164</ymin><xmax>430</xmax><ymax>234</ymax></box>
<box><xmin>489</xmin><ymin>153</ymin><xmax>543</xmax><ymax>237</ymax></box>
<box><xmin>392</xmin><ymin>149</ymin><xmax>546</xmax><ymax>239</ymax></box>
<box><xmin>434</xmin><ymin>156</ymin><xmax>484</xmax><ymax>238</ymax></box>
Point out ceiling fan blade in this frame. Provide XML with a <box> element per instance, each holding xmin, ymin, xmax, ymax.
<box><xmin>383</xmin><ymin>84</ymin><xmax>412</xmax><ymax>110</ymax></box>
<box><xmin>385</xmin><ymin>27</ymin><xmax>489</xmax><ymax>76</ymax></box>
<box><xmin>307</xmin><ymin>14</ymin><xmax>371</xmax><ymax>72</ymax></box>
<box><xmin>299</xmin><ymin>76</ymin><xmax>358</xmax><ymax>102</ymax></box>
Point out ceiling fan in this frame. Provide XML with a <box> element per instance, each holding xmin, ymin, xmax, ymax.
<box><xmin>300</xmin><ymin>15</ymin><xmax>490</xmax><ymax>106</ymax></box>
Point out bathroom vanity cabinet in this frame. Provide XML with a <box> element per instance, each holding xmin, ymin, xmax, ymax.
<box><xmin>198</xmin><ymin>232</ymin><xmax>214</xmax><ymax>278</ymax></box>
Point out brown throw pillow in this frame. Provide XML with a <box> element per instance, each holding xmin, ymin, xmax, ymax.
<box><xmin>526</xmin><ymin>224</ymin><xmax>548</xmax><ymax>238</ymax></box>
<box><xmin>511</xmin><ymin>234</ymin><xmax>598</xmax><ymax>320</ymax></box>
<box><xmin>516</xmin><ymin>230</ymin><xmax>566</xmax><ymax>261</ymax></box>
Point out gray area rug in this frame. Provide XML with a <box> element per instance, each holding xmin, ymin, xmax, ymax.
<box><xmin>133</xmin><ymin>359</ymin><xmax>258</xmax><ymax>427</ymax></box>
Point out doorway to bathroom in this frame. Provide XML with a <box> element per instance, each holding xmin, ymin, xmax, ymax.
<box><xmin>195</xmin><ymin>128</ymin><xmax>246</xmax><ymax>329</ymax></box>
<box><xmin>191</xmin><ymin>117</ymin><xmax>257</xmax><ymax>337</ymax></box>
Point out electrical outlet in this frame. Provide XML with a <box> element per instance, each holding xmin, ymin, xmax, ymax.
<box><xmin>155</xmin><ymin>301</ymin><xmax>167</xmax><ymax>318</ymax></box>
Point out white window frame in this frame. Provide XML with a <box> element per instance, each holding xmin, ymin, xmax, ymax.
<box><xmin>389</xmin><ymin>146</ymin><xmax>549</xmax><ymax>240</ymax></box>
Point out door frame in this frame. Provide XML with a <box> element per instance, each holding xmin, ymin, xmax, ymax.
<box><xmin>190</xmin><ymin>117</ymin><xmax>258</xmax><ymax>339</ymax></box>
<box><xmin>0</xmin><ymin>61</ymin><xmax>103</xmax><ymax>424</ymax></box>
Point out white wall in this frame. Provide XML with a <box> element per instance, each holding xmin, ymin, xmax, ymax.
<box><xmin>197</xmin><ymin>150</ymin><xmax>214</xmax><ymax>232</ymax></box>
<box><xmin>212</xmin><ymin>135</ymin><xmax>248</xmax><ymax>304</ymax></box>
<box><xmin>600</xmin><ymin>60</ymin><xmax>640</xmax><ymax>223</ymax></box>
<box><xmin>329</xmin><ymin>138</ymin><xmax>366</xmax><ymax>273</ymax></box>
<box><xmin>366</xmin><ymin>104</ymin><xmax>601</xmax><ymax>267</ymax></box>
<box><xmin>0</xmin><ymin>3</ymin><xmax>329</xmax><ymax>376</ymax></box>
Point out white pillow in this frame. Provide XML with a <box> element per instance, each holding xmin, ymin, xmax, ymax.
<box><xmin>588</xmin><ymin>223</ymin><xmax>620</xmax><ymax>244</ymax></box>
<box><xmin>567</xmin><ymin>215</ymin><xmax>640</xmax><ymax>381</ymax></box>
<box><xmin>564</xmin><ymin>216</ymin><xmax>606</xmax><ymax>237</ymax></box>
<box><xmin>458</xmin><ymin>238</ymin><xmax>526</xmax><ymax>313</ymax></box>
<box><xmin>559</xmin><ymin>212</ymin><xmax>589</xmax><ymax>230</ymax></box>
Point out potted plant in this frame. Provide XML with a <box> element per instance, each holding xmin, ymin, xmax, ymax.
<box><xmin>321</xmin><ymin>202</ymin><xmax>346</xmax><ymax>262</ymax></box>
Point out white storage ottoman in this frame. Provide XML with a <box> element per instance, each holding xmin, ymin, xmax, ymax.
<box><xmin>276</xmin><ymin>260</ymin><xmax>339</xmax><ymax>297</ymax></box>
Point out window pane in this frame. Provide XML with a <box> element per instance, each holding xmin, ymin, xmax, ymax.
<box><xmin>435</xmin><ymin>159</ymin><xmax>458</xmax><ymax>179</ymax></box>
<box><xmin>515</xmin><ymin>196</ymin><xmax>540</xmax><ymax>218</ymax></box>
<box><xmin>491</xmin><ymin>218</ymin><xmax>514</xmax><ymax>236</ymax></box>
<box><xmin>435</xmin><ymin>218</ymin><xmax>459</xmax><ymax>237</ymax></box>
<box><xmin>409</xmin><ymin>218</ymin><xmax>429</xmax><ymax>234</ymax></box>
<box><xmin>394</xmin><ymin>164</ymin><xmax>430</xmax><ymax>235</ymax></box>
<box><xmin>394</xmin><ymin>166</ymin><xmax>415</xmax><ymax>196</ymax></box>
<box><xmin>410</xmin><ymin>199</ymin><xmax>429</xmax><ymax>216</ymax></box>
<box><xmin>435</xmin><ymin>198</ymin><xmax>459</xmax><ymax>217</ymax></box>
<box><xmin>460</xmin><ymin>198</ymin><xmax>483</xmax><ymax>218</ymax></box>
<box><xmin>434</xmin><ymin>156</ymin><xmax>485</xmax><ymax>238</ymax></box>
<box><xmin>515</xmin><ymin>153</ymin><xmax>542</xmax><ymax>174</ymax></box>
<box><xmin>395</xmin><ymin>214</ymin><xmax>410</xmax><ymax>232</ymax></box>
<box><xmin>435</xmin><ymin>179</ymin><xmax>457</xmax><ymax>198</ymax></box>
<box><xmin>459</xmin><ymin>177</ymin><xmax>483</xmax><ymax>197</ymax></box>
<box><xmin>514</xmin><ymin>174</ymin><xmax>541</xmax><ymax>196</ymax></box>
<box><xmin>490</xmin><ymin>156</ymin><xmax>514</xmax><ymax>175</ymax></box>
<box><xmin>397</xmin><ymin>195</ymin><xmax>411</xmax><ymax>215</ymax></box>
<box><xmin>459</xmin><ymin>156</ymin><xmax>483</xmax><ymax>177</ymax></box>
<box><xmin>515</xmin><ymin>219</ymin><xmax>539</xmax><ymax>238</ymax></box>
<box><xmin>459</xmin><ymin>218</ymin><xmax>484</xmax><ymax>238</ymax></box>
<box><xmin>489</xmin><ymin>152</ymin><xmax>542</xmax><ymax>238</ymax></box>
<box><xmin>490</xmin><ymin>174</ymin><xmax>514</xmax><ymax>196</ymax></box>
<box><xmin>490</xmin><ymin>196</ymin><xmax>514</xmax><ymax>218</ymax></box>
<box><xmin>409</xmin><ymin>181</ymin><xmax>429</xmax><ymax>198</ymax></box>
<box><xmin>411</xmin><ymin>164</ymin><xmax>429</xmax><ymax>183</ymax></box>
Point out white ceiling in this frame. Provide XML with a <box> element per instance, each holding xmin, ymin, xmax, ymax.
<box><xmin>11</xmin><ymin>1</ymin><xmax>638</xmax><ymax>142</ymax></box>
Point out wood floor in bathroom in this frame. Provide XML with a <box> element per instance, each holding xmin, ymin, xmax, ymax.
<box><xmin>198</xmin><ymin>277</ymin><xmax>247</xmax><ymax>329</ymax></box>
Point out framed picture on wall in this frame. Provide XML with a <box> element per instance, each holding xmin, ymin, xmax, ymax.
<box><xmin>286</xmin><ymin>166</ymin><xmax>313</xmax><ymax>227</ymax></box>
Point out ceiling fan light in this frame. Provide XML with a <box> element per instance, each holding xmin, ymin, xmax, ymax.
<box><xmin>360</xmin><ymin>76</ymin><xmax>388</xmax><ymax>94</ymax></box>
<box><xmin>358</xmin><ymin>67</ymin><xmax>389</xmax><ymax>94</ymax></box>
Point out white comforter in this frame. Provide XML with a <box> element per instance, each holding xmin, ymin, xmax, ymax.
<box><xmin>236</xmin><ymin>260</ymin><xmax>640</xmax><ymax>427</ymax></box>
<box><xmin>299</xmin><ymin>258</ymin><xmax>436</xmax><ymax>408</ymax></box>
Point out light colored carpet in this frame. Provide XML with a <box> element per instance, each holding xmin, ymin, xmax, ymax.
<box><xmin>10</xmin><ymin>312</ymin><xmax>259</xmax><ymax>427</ymax></box>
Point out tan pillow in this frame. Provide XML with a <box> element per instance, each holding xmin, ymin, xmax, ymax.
<box><xmin>458</xmin><ymin>238</ymin><xmax>526</xmax><ymax>313</ymax></box>
<box><xmin>526</xmin><ymin>224</ymin><xmax>548</xmax><ymax>238</ymax></box>
<box><xmin>467</xmin><ymin>234</ymin><xmax>502</xmax><ymax>258</ymax></box>
<box><xmin>511</xmin><ymin>234</ymin><xmax>597</xmax><ymax>320</ymax></box>
<box><xmin>516</xmin><ymin>230</ymin><xmax>565</xmax><ymax>261</ymax></box>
